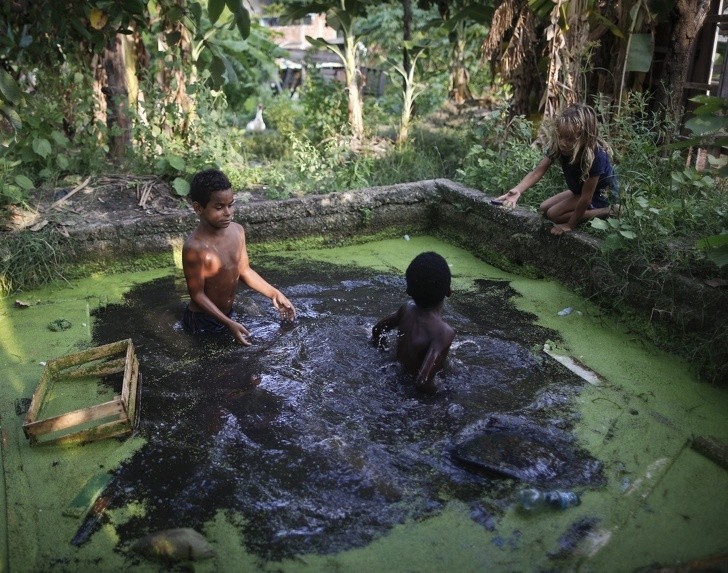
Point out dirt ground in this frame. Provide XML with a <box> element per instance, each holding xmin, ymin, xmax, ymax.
<box><xmin>3</xmin><ymin>175</ymin><xmax>193</xmax><ymax>234</ymax></box>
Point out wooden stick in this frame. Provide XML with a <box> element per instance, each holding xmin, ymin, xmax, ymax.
<box><xmin>692</xmin><ymin>435</ymin><xmax>728</xmax><ymax>470</ymax></box>
<box><xmin>139</xmin><ymin>180</ymin><xmax>155</xmax><ymax>208</ymax></box>
<box><xmin>51</xmin><ymin>176</ymin><xmax>92</xmax><ymax>209</ymax></box>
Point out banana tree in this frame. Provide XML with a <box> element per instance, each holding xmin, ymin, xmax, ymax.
<box><xmin>0</xmin><ymin>0</ymin><xmax>251</xmax><ymax>161</ymax></box>
<box><xmin>481</xmin><ymin>0</ymin><xmax>541</xmax><ymax>116</ymax></box>
<box><xmin>385</xmin><ymin>39</ymin><xmax>430</xmax><ymax>145</ymax></box>
<box><xmin>528</xmin><ymin>0</ymin><xmax>596</xmax><ymax>116</ymax></box>
<box><xmin>417</xmin><ymin>0</ymin><xmax>496</xmax><ymax>104</ymax></box>
<box><xmin>282</xmin><ymin>0</ymin><xmax>373</xmax><ymax>141</ymax></box>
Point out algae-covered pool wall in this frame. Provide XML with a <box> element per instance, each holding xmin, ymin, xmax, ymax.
<box><xmin>64</xmin><ymin>178</ymin><xmax>727</xmax><ymax>383</ymax></box>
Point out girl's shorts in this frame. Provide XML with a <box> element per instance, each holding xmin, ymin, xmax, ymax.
<box><xmin>589</xmin><ymin>194</ymin><xmax>609</xmax><ymax>209</ymax></box>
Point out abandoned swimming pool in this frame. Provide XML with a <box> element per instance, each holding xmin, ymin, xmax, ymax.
<box><xmin>1</xmin><ymin>235</ymin><xmax>726</xmax><ymax>572</ymax></box>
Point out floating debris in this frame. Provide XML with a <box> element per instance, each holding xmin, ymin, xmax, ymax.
<box><xmin>452</xmin><ymin>414</ymin><xmax>604</xmax><ymax>487</ymax></box>
<box><xmin>48</xmin><ymin>318</ymin><xmax>72</xmax><ymax>331</ymax></box>
<box><xmin>691</xmin><ymin>435</ymin><xmax>728</xmax><ymax>470</ymax></box>
<box><xmin>130</xmin><ymin>528</ymin><xmax>215</xmax><ymax>562</ymax></box>
<box><xmin>543</xmin><ymin>343</ymin><xmax>602</xmax><ymax>386</ymax></box>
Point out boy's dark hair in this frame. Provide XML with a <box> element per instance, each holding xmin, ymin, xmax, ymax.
<box><xmin>406</xmin><ymin>251</ymin><xmax>451</xmax><ymax>309</ymax></box>
<box><xmin>189</xmin><ymin>169</ymin><xmax>232</xmax><ymax>206</ymax></box>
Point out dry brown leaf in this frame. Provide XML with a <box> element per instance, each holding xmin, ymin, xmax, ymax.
<box><xmin>29</xmin><ymin>220</ymin><xmax>49</xmax><ymax>232</ymax></box>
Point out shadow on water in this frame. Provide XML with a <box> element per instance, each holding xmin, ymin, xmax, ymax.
<box><xmin>88</xmin><ymin>259</ymin><xmax>604</xmax><ymax>560</ymax></box>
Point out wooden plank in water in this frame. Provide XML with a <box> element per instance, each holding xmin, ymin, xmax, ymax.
<box><xmin>23</xmin><ymin>399</ymin><xmax>125</xmax><ymax>439</ymax></box>
<box><xmin>64</xmin><ymin>472</ymin><xmax>113</xmax><ymax>518</ymax></box>
<box><xmin>23</xmin><ymin>339</ymin><xmax>139</xmax><ymax>446</ymax></box>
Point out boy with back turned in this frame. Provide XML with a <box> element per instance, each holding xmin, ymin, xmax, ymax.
<box><xmin>372</xmin><ymin>252</ymin><xmax>455</xmax><ymax>393</ymax></box>
<box><xmin>182</xmin><ymin>169</ymin><xmax>295</xmax><ymax>345</ymax></box>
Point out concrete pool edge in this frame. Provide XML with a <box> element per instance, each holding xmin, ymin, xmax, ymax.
<box><xmin>58</xmin><ymin>178</ymin><xmax>726</xmax><ymax>383</ymax></box>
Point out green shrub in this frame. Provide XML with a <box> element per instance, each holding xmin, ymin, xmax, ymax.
<box><xmin>455</xmin><ymin>104</ymin><xmax>549</xmax><ymax>200</ymax></box>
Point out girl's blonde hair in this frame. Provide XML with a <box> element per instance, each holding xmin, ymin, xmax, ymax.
<box><xmin>543</xmin><ymin>103</ymin><xmax>613</xmax><ymax>182</ymax></box>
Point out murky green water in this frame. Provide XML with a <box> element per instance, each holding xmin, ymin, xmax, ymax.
<box><xmin>1</xmin><ymin>236</ymin><xmax>726</xmax><ymax>573</ymax></box>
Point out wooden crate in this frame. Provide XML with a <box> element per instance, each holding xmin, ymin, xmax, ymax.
<box><xmin>23</xmin><ymin>339</ymin><xmax>140</xmax><ymax>446</ymax></box>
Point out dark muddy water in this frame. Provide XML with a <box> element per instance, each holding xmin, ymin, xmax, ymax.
<box><xmin>87</xmin><ymin>258</ymin><xmax>603</xmax><ymax>560</ymax></box>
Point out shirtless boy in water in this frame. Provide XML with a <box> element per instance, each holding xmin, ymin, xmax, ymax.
<box><xmin>372</xmin><ymin>252</ymin><xmax>455</xmax><ymax>393</ymax></box>
<box><xmin>182</xmin><ymin>169</ymin><xmax>295</xmax><ymax>345</ymax></box>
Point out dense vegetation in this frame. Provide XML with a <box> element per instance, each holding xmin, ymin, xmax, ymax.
<box><xmin>0</xmin><ymin>1</ymin><xmax>726</xmax><ymax>379</ymax></box>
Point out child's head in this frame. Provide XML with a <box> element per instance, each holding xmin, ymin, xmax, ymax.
<box><xmin>190</xmin><ymin>169</ymin><xmax>232</xmax><ymax>207</ymax></box>
<box><xmin>554</xmin><ymin>103</ymin><xmax>599</xmax><ymax>159</ymax></box>
<box><xmin>406</xmin><ymin>252</ymin><xmax>452</xmax><ymax>309</ymax></box>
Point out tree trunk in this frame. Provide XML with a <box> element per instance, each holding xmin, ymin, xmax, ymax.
<box><xmin>343</xmin><ymin>33</ymin><xmax>364</xmax><ymax>140</ymax></box>
<box><xmin>449</xmin><ymin>21</ymin><xmax>472</xmax><ymax>104</ymax></box>
<box><xmin>402</xmin><ymin>0</ymin><xmax>413</xmax><ymax>96</ymax></box>
<box><xmin>653</xmin><ymin>0</ymin><xmax>711</xmax><ymax>129</ymax></box>
<box><xmin>155</xmin><ymin>0</ymin><xmax>195</xmax><ymax>136</ymax></box>
<box><xmin>102</xmin><ymin>34</ymin><xmax>131</xmax><ymax>162</ymax></box>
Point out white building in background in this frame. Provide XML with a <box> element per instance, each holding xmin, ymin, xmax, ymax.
<box><xmin>248</xmin><ymin>2</ymin><xmax>386</xmax><ymax>97</ymax></box>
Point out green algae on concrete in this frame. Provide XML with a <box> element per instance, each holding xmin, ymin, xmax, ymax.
<box><xmin>1</xmin><ymin>237</ymin><xmax>726</xmax><ymax>573</ymax></box>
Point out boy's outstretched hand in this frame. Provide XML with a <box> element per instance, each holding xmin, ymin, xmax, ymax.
<box><xmin>272</xmin><ymin>292</ymin><xmax>296</xmax><ymax>323</ymax></box>
<box><xmin>371</xmin><ymin>333</ymin><xmax>388</xmax><ymax>350</ymax></box>
<box><xmin>229</xmin><ymin>322</ymin><xmax>252</xmax><ymax>346</ymax></box>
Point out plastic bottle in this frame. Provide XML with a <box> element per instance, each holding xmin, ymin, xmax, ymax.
<box><xmin>517</xmin><ymin>488</ymin><xmax>581</xmax><ymax>511</ymax></box>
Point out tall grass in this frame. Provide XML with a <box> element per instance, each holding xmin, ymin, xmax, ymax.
<box><xmin>0</xmin><ymin>230</ymin><xmax>70</xmax><ymax>295</ymax></box>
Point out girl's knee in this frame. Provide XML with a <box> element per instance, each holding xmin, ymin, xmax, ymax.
<box><xmin>541</xmin><ymin>205</ymin><xmax>558</xmax><ymax>221</ymax></box>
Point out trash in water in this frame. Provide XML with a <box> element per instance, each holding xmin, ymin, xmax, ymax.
<box><xmin>543</xmin><ymin>343</ymin><xmax>601</xmax><ymax>386</ymax></box>
<box><xmin>48</xmin><ymin>318</ymin><xmax>72</xmax><ymax>331</ymax></box>
<box><xmin>130</xmin><ymin>528</ymin><xmax>215</xmax><ymax>562</ymax></box>
<box><xmin>403</xmin><ymin>234</ymin><xmax>410</xmax><ymax>241</ymax></box>
<box><xmin>451</xmin><ymin>414</ymin><xmax>604</xmax><ymax>486</ymax></box>
<box><xmin>558</xmin><ymin>307</ymin><xmax>573</xmax><ymax>316</ymax></box>
<box><xmin>517</xmin><ymin>487</ymin><xmax>581</xmax><ymax>511</ymax></box>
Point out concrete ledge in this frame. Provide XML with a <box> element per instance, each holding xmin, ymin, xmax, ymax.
<box><xmin>64</xmin><ymin>178</ymin><xmax>727</xmax><ymax>383</ymax></box>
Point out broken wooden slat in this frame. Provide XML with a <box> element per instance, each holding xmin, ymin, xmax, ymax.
<box><xmin>24</xmin><ymin>368</ymin><xmax>53</xmax><ymax>427</ymax></box>
<box><xmin>61</xmin><ymin>358</ymin><xmax>126</xmax><ymax>379</ymax></box>
<box><xmin>121</xmin><ymin>341</ymin><xmax>135</xmax><ymax>404</ymax></box>
<box><xmin>49</xmin><ymin>340</ymin><xmax>128</xmax><ymax>372</ymax></box>
<box><xmin>34</xmin><ymin>419</ymin><xmax>133</xmax><ymax>447</ymax></box>
<box><xmin>125</xmin><ymin>349</ymin><xmax>140</xmax><ymax>425</ymax></box>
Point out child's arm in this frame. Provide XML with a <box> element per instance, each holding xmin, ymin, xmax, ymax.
<box><xmin>239</xmin><ymin>266</ymin><xmax>296</xmax><ymax>322</ymax></box>
<box><xmin>414</xmin><ymin>327</ymin><xmax>455</xmax><ymax>392</ymax></box>
<box><xmin>496</xmin><ymin>156</ymin><xmax>552</xmax><ymax>207</ymax></box>
<box><xmin>236</xmin><ymin>236</ymin><xmax>296</xmax><ymax>322</ymax></box>
<box><xmin>371</xmin><ymin>308</ymin><xmax>402</xmax><ymax>349</ymax></box>
<box><xmin>415</xmin><ymin>325</ymin><xmax>455</xmax><ymax>392</ymax></box>
<box><xmin>551</xmin><ymin>174</ymin><xmax>598</xmax><ymax>235</ymax></box>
